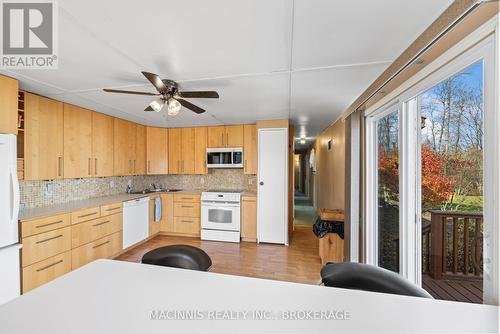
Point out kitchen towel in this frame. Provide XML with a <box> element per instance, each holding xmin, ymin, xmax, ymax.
<box><xmin>154</xmin><ymin>197</ymin><xmax>162</xmax><ymax>223</ymax></box>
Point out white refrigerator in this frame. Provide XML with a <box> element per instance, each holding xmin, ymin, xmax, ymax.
<box><xmin>0</xmin><ymin>134</ymin><xmax>21</xmax><ymax>304</ymax></box>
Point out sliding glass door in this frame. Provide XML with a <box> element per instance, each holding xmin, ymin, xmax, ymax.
<box><xmin>365</xmin><ymin>34</ymin><xmax>497</xmax><ymax>304</ymax></box>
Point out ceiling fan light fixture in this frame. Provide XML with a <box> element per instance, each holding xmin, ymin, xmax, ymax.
<box><xmin>149</xmin><ymin>98</ymin><xmax>165</xmax><ymax>112</ymax></box>
<box><xmin>167</xmin><ymin>98</ymin><xmax>182</xmax><ymax>116</ymax></box>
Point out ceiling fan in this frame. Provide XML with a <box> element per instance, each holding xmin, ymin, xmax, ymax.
<box><xmin>103</xmin><ymin>71</ymin><xmax>219</xmax><ymax>115</ymax></box>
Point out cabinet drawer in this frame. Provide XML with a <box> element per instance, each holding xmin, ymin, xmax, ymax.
<box><xmin>71</xmin><ymin>232</ymin><xmax>122</xmax><ymax>270</ymax></box>
<box><xmin>22</xmin><ymin>227</ymin><xmax>71</xmax><ymax>267</ymax></box>
<box><xmin>21</xmin><ymin>213</ymin><xmax>71</xmax><ymax>238</ymax></box>
<box><xmin>173</xmin><ymin>202</ymin><xmax>200</xmax><ymax>218</ymax></box>
<box><xmin>71</xmin><ymin>207</ymin><xmax>100</xmax><ymax>224</ymax></box>
<box><xmin>22</xmin><ymin>251</ymin><xmax>72</xmax><ymax>293</ymax></box>
<box><xmin>100</xmin><ymin>202</ymin><xmax>122</xmax><ymax>216</ymax></box>
<box><xmin>173</xmin><ymin>217</ymin><xmax>200</xmax><ymax>235</ymax></box>
<box><xmin>173</xmin><ymin>194</ymin><xmax>200</xmax><ymax>203</ymax></box>
<box><xmin>71</xmin><ymin>213</ymin><xmax>122</xmax><ymax>248</ymax></box>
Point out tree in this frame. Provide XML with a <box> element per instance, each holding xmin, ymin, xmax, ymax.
<box><xmin>421</xmin><ymin>146</ymin><xmax>456</xmax><ymax>207</ymax></box>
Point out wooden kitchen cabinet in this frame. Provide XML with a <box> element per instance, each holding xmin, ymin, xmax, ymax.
<box><xmin>160</xmin><ymin>193</ymin><xmax>174</xmax><ymax>232</ymax></box>
<box><xmin>63</xmin><ymin>104</ymin><xmax>93</xmax><ymax>178</ymax></box>
<box><xmin>146</xmin><ymin>127</ymin><xmax>168</xmax><ymax>174</ymax></box>
<box><xmin>241</xmin><ymin>196</ymin><xmax>257</xmax><ymax>242</ymax></box>
<box><xmin>225</xmin><ymin>125</ymin><xmax>243</xmax><ymax>147</ymax></box>
<box><xmin>171</xmin><ymin>193</ymin><xmax>201</xmax><ymax>236</ymax></box>
<box><xmin>24</xmin><ymin>93</ymin><xmax>64</xmax><ymax>180</ymax></box>
<box><xmin>113</xmin><ymin>118</ymin><xmax>135</xmax><ymax>176</ymax></box>
<box><xmin>71</xmin><ymin>232</ymin><xmax>122</xmax><ymax>270</ymax></box>
<box><xmin>92</xmin><ymin>112</ymin><xmax>114</xmax><ymax>177</ymax></box>
<box><xmin>168</xmin><ymin>128</ymin><xmax>182</xmax><ymax>174</ymax></box>
<box><xmin>22</xmin><ymin>251</ymin><xmax>72</xmax><ymax>293</ymax></box>
<box><xmin>243</xmin><ymin>124</ymin><xmax>257</xmax><ymax>174</ymax></box>
<box><xmin>135</xmin><ymin>124</ymin><xmax>146</xmax><ymax>175</ymax></box>
<box><xmin>0</xmin><ymin>75</ymin><xmax>19</xmax><ymax>135</ymax></box>
<box><xmin>181</xmin><ymin>127</ymin><xmax>195</xmax><ymax>174</ymax></box>
<box><xmin>194</xmin><ymin>127</ymin><xmax>207</xmax><ymax>174</ymax></box>
<box><xmin>207</xmin><ymin>126</ymin><xmax>225</xmax><ymax>147</ymax></box>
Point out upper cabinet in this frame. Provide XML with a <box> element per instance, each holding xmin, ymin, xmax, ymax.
<box><xmin>207</xmin><ymin>125</ymin><xmax>243</xmax><ymax>148</ymax></box>
<box><xmin>181</xmin><ymin>127</ymin><xmax>195</xmax><ymax>174</ymax></box>
<box><xmin>92</xmin><ymin>112</ymin><xmax>114</xmax><ymax>177</ymax></box>
<box><xmin>168</xmin><ymin>128</ymin><xmax>182</xmax><ymax>174</ymax></box>
<box><xmin>225</xmin><ymin>125</ymin><xmax>243</xmax><ymax>147</ymax></box>
<box><xmin>24</xmin><ymin>93</ymin><xmax>64</xmax><ymax>180</ymax></box>
<box><xmin>63</xmin><ymin>104</ymin><xmax>93</xmax><ymax>178</ymax></box>
<box><xmin>243</xmin><ymin>124</ymin><xmax>257</xmax><ymax>174</ymax></box>
<box><xmin>0</xmin><ymin>75</ymin><xmax>18</xmax><ymax>135</ymax></box>
<box><xmin>113</xmin><ymin>118</ymin><xmax>135</xmax><ymax>176</ymax></box>
<box><xmin>135</xmin><ymin>124</ymin><xmax>146</xmax><ymax>175</ymax></box>
<box><xmin>194</xmin><ymin>127</ymin><xmax>207</xmax><ymax>174</ymax></box>
<box><xmin>146</xmin><ymin>127</ymin><xmax>168</xmax><ymax>175</ymax></box>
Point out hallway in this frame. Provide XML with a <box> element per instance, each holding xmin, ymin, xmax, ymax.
<box><xmin>294</xmin><ymin>192</ymin><xmax>317</xmax><ymax>226</ymax></box>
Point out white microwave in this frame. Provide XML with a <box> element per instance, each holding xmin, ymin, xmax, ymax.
<box><xmin>207</xmin><ymin>148</ymin><xmax>243</xmax><ymax>168</ymax></box>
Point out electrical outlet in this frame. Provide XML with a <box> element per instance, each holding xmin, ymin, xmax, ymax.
<box><xmin>45</xmin><ymin>182</ymin><xmax>53</xmax><ymax>196</ymax></box>
<box><xmin>110</xmin><ymin>180</ymin><xmax>115</xmax><ymax>188</ymax></box>
<box><xmin>127</xmin><ymin>179</ymin><xmax>132</xmax><ymax>187</ymax></box>
<box><xmin>200</xmin><ymin>177</ymin><xmax>205</xmax><ymax>185</ymax></box>
<box><xmin>248</xmin><ymin>178</ymin><xmax>253</xmax><ymax>185</ymax></box>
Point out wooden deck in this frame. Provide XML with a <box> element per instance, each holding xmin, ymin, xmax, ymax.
<box><xmin>422</xmin><ymin>274</ymin><xmax>483</xmax><ymax>303</ymax></box>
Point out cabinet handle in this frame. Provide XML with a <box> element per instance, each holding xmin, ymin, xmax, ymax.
<box><xmin>181</xmin><ymin>205</ymin><xmax>194</xmax><ymax>208</ymax></box>
<box><xmin>147</xmin><ymin>160</ymin><xmax>151</xmax><ymax>173</ymax></box>
<box><xmin>244</xmin><ymin>160</ymin><xmax>247</xmax><ymax>172</ymax></box>
<box><xmin>58</xmin><ymin>157</ymin><xmax>62</xmax><ymax>177</ymax></box>
<box><xmin>105</xmin><ymin>206</ymin><xmax>120</xmax><ymax>211</ymax></box>
<box><xmin>134</xmin><ymin>160</ymin><xmax>136</xmax><ymax>174</ymax></box>
<box><xmin>92</xmin><ymin>220</ymin><xmax>110</xmax><ymax>227</ymax></box>
<box><xmin>221</xmin><ymin>133</ymin><xmax>224</xmax><ymax>146</ymax></box>
<box><xmin>226</xmin><ymin>133</ymin><xmax>229</xmax><ymax>147</ymax></box>
<box><xmin>92</xmin><ymin>240</ymin><xmax>110</xmax><ymax>249</ymax></box>
<box><xmin>88</xmin><ymin>158</ymin><xmax>92</xmax><ymax>175</ymax></box>
<box><xmin>36</xmin><ymin>234</ymin><xmax>63</xmax><ymax>244</ymax></box>
<box><xmin>177</xmin><ymin>160</ymin><xmax>180</xmax><ymax>172</ymax></box>
<box><xmin>182</xmin><ymin>160</ymin><xmax>184</xmax><ymax>173</ymax></box>
<box><xmin>181</xmin><ymin>220</ymin><xmax>192</xmax><ymax>223</ymax></box>
<box><xmin>95</xmin><ymin>158</ymin><xmax>98</xmax><ymax>176</ymax></box>
<box><xmin>35</xmin><ymin>220</ymin><xmax>63</xmax><ymax>229</ymax></box>
<box><xmin>36</xmin><ymin>260</ymin><xmax>63</xmax><ymax>272</ymax></box>
<box><xmin>78</xmin><ymin>212</ymin><xmax>98</xmax><ymax>219</ymax></box>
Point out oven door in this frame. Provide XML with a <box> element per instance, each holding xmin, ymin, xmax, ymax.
<box><xmin>201</xmin><ymin>201</ymin><xmax>241</xmax><ymax>232</ymax></box>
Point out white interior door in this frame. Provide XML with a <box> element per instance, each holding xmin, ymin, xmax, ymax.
<box><xmin>257</xmin><ymin>128</ymin><xmax>288</xmax><ymax>244</ymax></box>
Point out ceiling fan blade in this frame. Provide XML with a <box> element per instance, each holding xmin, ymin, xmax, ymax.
<box><xmin>103</xmin><ymin>88</ymin><xmax>159</xmax><ymax>96</ymax></box>
<box><xmin>144</xmin><ymin>105</ymin><xmax>155</xmax><ymax>112</ymax></box>
<box><xmin>141</xmin><ymin>71</ymin><xmax>168</xmax><ymax>94</ymax></box>
<box><xmin>178</xmin><ymin>91</ymin><xmax>219</xmax><ymax>99</ymax></box>
<box><xmin>178</xmin><ymin>99</ymin><xmax>205</xmax><ymax>114</ymax></box>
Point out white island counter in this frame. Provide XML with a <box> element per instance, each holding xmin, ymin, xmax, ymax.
<box><xmin>0</xmin><ymin>260</ymin><xmax>497</xmax><ymax>333</ymax></box>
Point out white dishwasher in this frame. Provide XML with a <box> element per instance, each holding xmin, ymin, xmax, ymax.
<box><xmin>123</xmin><ymin>197</ymin><xmax>149</xmax><ymax>249</ymax></box>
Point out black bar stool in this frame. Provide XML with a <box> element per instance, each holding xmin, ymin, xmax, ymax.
<box><xmin>141</xmin><ymin>245</ymin><xmax>212</xmax><ymax>272</ymax></box>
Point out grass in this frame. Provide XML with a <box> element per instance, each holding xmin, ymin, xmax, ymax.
<box><xmin>447</xmin><ymin>195</ymin><xmax>483</xmax><ymax>212</ymax></box>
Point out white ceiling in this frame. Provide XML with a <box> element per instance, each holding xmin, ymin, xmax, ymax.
<box><xmin>1</xmin><ymin>0</ymin><xmax>453</xmax><ymax>149</ymax></box>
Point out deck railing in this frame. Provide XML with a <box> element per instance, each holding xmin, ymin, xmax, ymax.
<box><xmin>423</xmin><ymin>210</ymin><xmax>483</xmax><ymax>280</ymax></box>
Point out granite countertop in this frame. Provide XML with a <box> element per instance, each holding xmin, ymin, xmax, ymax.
<box><xmin>20</xmin><ymin>189</ymin><xmax>257</xmax><ymax>221</ymax></box>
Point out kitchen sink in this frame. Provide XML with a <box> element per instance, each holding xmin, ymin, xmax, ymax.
<box><xmin>128</xmin><ymin>189</ymin><xmax>182</xmax><ymax>194</ymax></box>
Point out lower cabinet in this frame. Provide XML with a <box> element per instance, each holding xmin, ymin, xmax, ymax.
<box><xmin>149</xmin><ymin>195</ymin><xmax>161</xmax><ymax>236</ymax></box>
<box><xmin>22</xmin><ymin>251</ymin><xmax>72</xmax><ymax>293</ymax></box>
<box><xmin>159</xmin><ymin>193</ymin><xmax>200</xmax><ymax>236</ymax></box>
<box><xmin>20</xmin><ymin>202</ymin><xmax>124</xmax><ymax>293</ymax></box>
<box><xmin>241</xmin><ymin>195</ymin><xmax>257</xmax><ymax>242</ymax></box>
<box><xmin>71</xmin><ymin>232</ymin><xmax>122</xmax><ymax>270</ymax></box>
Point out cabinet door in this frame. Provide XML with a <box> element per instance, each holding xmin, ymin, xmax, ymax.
<box><xmin>241</xmin><ymin>198</ymin><xmax>257</xmax><ymax>241</ymax></box>
<box><xmin>160</xmin><ymin>194</ymin><xmax>174</xmax><ymax>232</ymax></box>
<box><xmin>134</xmin><ymin>124</ymin><xmax>146</xmax><ymax>175</ymax></box>
<box><xmin>63</xmin><ymin>104</ymin><xmax>92</xmax><ymax>178</ymax></box>
<box><xmin>146</xmin><ymin>127</ymin><xmax>168</xmax><ymax>174</ymax></box>
<box><xmin>25</xmin><ymin>93</ymin><xmax>64</xmax><ymax>180</ymax></box>
<box><xmin>181</xmin><ymin>127</ymin><xmax>195</xmax><ymax>174</ymax></box>
<box><xmin>168</xmin><ymin>128</ymin><xmax>182</xmax><ymax>174</ymax></box>
<box><xmin>207</xmin><ymin>126</ymin><xmax>225</xmax><ymax>147</ymax></box>
<box><xmin>92</xmin><ymin>113</ymin><xmax>114</xmax><ymax>177</ymax></box>
<box><xmin>243</xmin><ymin>124</ymin><xmax>257</xmax><ymax>174</ymax></box>
<box><xmin>225</xmin><ymin>125</ymin><xmax>243</xmax><ymax>147</ymax></box>
<box><xmin>194</xmin><ymin>127</ymin><xmax>207</xmax><ymax>174</ymax></box>
<box><xmin>0</xmin><ymin>75</ymin><xmax>18</xmax><ymax>135</ymax></box>
<box><xmin>113</xmin><ymin>118</ymin><xmax>133</xmax><ymax>176</ymax></box>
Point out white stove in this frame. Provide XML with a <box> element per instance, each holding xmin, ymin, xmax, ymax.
<box><xmin>201</xmin><ymin>191</ymin><xmax>242</xmax><ymax>243</ymax></box>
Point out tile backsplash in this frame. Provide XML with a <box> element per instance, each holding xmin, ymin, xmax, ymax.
<box><xmin>20</xmin><ymin>169</ymin><xmax>257</xmax><ymax>208</ymax></box>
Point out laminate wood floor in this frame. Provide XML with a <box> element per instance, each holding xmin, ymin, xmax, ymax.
<box><xmin>116</xmin><ymin>225</ymin><xmax>322</xmax><ymax>284</ymax></box>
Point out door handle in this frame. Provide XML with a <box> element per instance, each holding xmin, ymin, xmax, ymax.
<box><xmin>259</xmin><ymin>181</ymin><xmax>264</xmax><ymax>186</ymax></box>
